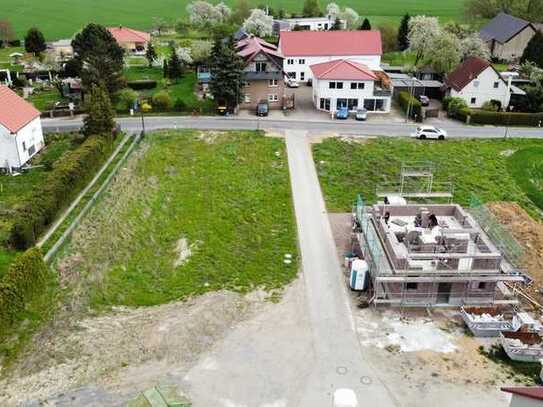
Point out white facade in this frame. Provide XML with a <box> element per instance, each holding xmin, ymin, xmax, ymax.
<box><xmin>312</xmin><ymin>77</ymin><xmax>391</xmax><ymax>113</ymax></box>
<box><xmin>283</xmin><ymin>54</ymin><xmax>382</xmax><ymax>83</ymax></box>
<box><xmin>0</xmin><ymin>117</ymin><xmax>44</xmax><ymax>169</ymax></box>
<box><xmin>283</xmin><ymin>17</ymin><xmax>346</xmax><ymax>31</ymax></box>
<box><xmin>448</xmin><ymin>66</ymin><xmax>512</xmax><ymax>109</ymax></box>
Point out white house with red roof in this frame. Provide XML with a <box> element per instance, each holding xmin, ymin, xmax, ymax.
<box><xmin>502</xmin><ymin>386</ymin><xmax>543</xmax><ymax>407</ymax></box>
<box><xmin>310</xmin><ymin>59</ymin><xmax>392</xmax><ymax>113</ymax></box>
<box><xmin>278</xmin><ymin>30</ymin><xmax>383</xmax><ymax>83</ymax></box>
<box><xmin>107</xmin><ymin>26</ymin><xmax>151</xmax><ymax>53</ymax></box>
<box><xmin>0</xmin><ymin>86</ymin><xmax>44</xmax><ymax>170</ymax></box>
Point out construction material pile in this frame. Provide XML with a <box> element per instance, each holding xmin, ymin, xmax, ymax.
<box><xmin>470</xmin><ymin>313</ymin><xmax>504</xmax><ymax>322</ymax></box>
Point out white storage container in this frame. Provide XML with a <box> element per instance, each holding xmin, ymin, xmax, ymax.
<box><xmin>350</xmin><ymin>259</ymin><xmax>368</xmax><ymax>291</ymax></box>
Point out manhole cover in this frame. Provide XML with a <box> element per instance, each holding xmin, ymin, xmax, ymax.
<box><xmin>336</xmin><ymin>366</ymin><xmax>348</xmax><ymax>375</ymax></box>
<box><xmin>360</xmin><ymin>376</ymin><xmax>372</xmax><ymax>385</ymax></box>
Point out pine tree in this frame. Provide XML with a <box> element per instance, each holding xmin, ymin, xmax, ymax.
<box><xmin>168</xmin><ymin>47</ymin><xmax>184</xmax><ymax>80</ymax></box>
<box><xmin>360</xmin><ymin>18</ymin><xmax>371</xmax><ymax>30</ymax></box>
<box><xmin>209</xmin><ymin>37</ymin><xmax>245</xmax><ymax>111</ymax></box>
<box><xmin>24</xmin><ymin>27</ymin><xmax>46</xmax><ymax>56</ymax></box>
<box><xmin>521</xmin><ymin>30</ymin><xmax>543</xmax><ymax>68</ymax></box>
<box><xmin>163</xmin><ymin>59</ymin><xmax>169</xmax><ymax>78</ymax></box>
<box><xmin>145</xmin><ymin>43</ymin><xmax>158</xmax><ymax>68</ymax></box>
<box><xmin>83</xmin><ymin>83</ymin><xmax>115</xmax><ymax>138</ymax></box>
<box><xmin>397</xmin><ymin>13</ymin><xmax>410</xmax><ymax>51</ymax></box>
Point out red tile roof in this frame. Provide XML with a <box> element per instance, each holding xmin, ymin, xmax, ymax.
<box><xmin>0</xmin><ymin>86</ymin><xmax>41</xmax><ymax>133</ymax></box>
<box><xmin>236</xmin><ymin>35</ymin><xmax>284</xmax><ymax>61</ymax></box>
<box><xmin>310</xmin><ymin>59</ymin><xmax>377</xmax><ymax>80</ymax></box>
<box><xmin>279</xmin><ymin>30</ymin><xmax>382</xmax><ymax>56</ymax></box>
<box><xmin>502</xmin><ymin>386</ymin><xmax>543</xmax><ymax>401</ymax></box>
<box><xmin>107</xmin><ymin>26</ymin><xmax>150</xmax><ymax>44</ymax></box>
<box><xmin>444</xmin><ymin>57</ymin><xmax>493</xmax><ymax>92</ymax></box>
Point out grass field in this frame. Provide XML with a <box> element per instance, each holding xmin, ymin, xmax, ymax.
<box><xmin>1</xmin><ymin>0</ymin><xmax>467</xmax><ymax>40</ymax></box>
<box><xmin>53</xmin><ymin>130</ymin><xmax>298</xmax><ymax>308</ymax></box>
<box><xmin>313</xmin><ymin>138</ymin><xmax>543</xmax><ymax>218</ymax></box>
<box><xmin>508</xmin><ymin>147</ymin><xmax>543</xmax><ymax>212</ymax></box>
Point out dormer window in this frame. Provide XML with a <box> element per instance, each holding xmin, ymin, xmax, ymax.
<box><xmin>256</xmin><ymin>62</ymin><xmax>267</xmax><ymax>72</ymax></box>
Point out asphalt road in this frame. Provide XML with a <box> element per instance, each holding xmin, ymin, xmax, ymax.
<box><xmin>42</xmin><ymin>115</ymin><xmax>543</xmax><ymax>138</ymax></box>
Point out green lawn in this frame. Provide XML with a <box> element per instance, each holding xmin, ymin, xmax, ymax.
<box><xmin>382</xmin><ymin>51</ymin><xmax>417</xmax><ymax>67</ymax></box>
<box><xmin>1</xmin><ymin>0</ymin><xmax>467</xmax><ymax>40</ymax></box>
<box><xmin>508</xmin><ymin>147</ymin><xmax>543</xmax><ymax>212</ymax></box>
<box><xmin>28</xmin><ymin>89</ymin><xmax>64</xmax><ymax>111</ymax></box>
<box><xmin>53</xmin><ymin>130</ymin><xmax>298</xmax><ymax>307</ymax></box>
<box><xmin>313</xmin><ymin>138</ymin><xmax>543</xmax><ymax>218</ymax></box>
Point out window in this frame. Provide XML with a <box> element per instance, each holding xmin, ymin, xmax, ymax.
<box><xmin>319</xmin><ymin>98</ymin><xmax>330</xmax><ymax>111</ymax></box>
<box><xmin>347</xmin><ymin>98</ymin><xmax>358</xmax><ymax>110</ymax></box>
<box><xmin>329</xmin><ymin>81</ymin><xmax>343</xmax><ymax>89</ymax></box>
<box><xmin>268</xmin><ymin>79</ymin><xmax>278</xmax><ymax>87</ymax></box>
<box><xmin>244</xmin><ymin>94</ymin><xmax>251</xmax><ymax>103</ymax></box>
<box><xmin>287</xmin><ymin>58</ymin><xmax>294</xmax><ymax>65</ymax></box>
<box><xmin>336</xmin><ymin>82</ymin><xmax>343</xmax><ymax>89</ymax></box>
<box><xmin>473</xmin><ymin>80</ymin><xmax>480</xmax><ymax>88</ymax></box>
<box><xmin>329</xmin><ymin>81</ymin><xmax>336</xmax><ymax>89</ymax></box>
<box><xmin>350</xmin><ymin>82</ymin><xmax>365</xmax><ymax>90</ymax></box>
<box><xmin>406</xmin><ymin>282</ymin><xmax>418</xmax><ymax>290</ymax></box>
<box><xmin>288</xmin><ymin>72</ymin><xmax>296</xmax><ymax>79</ymax></box>
<box><xmin>243</xmin><ymin>81</ymin><xmax>250</xmax><ymax>87</ymax></box>
<box><xmin>336</xmin><ymin>98</ymin><xmax>347</xmax><ymax>108</ymax></box>
<box><xmin>22</xmin><ymin>141</ymin><xmax>27</xmax><ymax>151</ymax></box>
<box><xmin>477</xmin><ymin>282</ymin><xmax>487</xmax><ymax>290</ymax></box>
<box><xmin>268</xmin><ymin>94</ymin><xmax>279</xmax><ymax>102</ymax></box>
<box><xmin>256</xmin><ymin>62</ymin><xmax>267</xmax><ymax>72</ymax></box>
<box><xmin>300</xmin><ymin>72</ymin><xmax>305</xmax><ymax>81</ymax></box>
<box><xmin>351</xmin><ymin>82</ymin><xmax>357</xmax><ymax>90</ymax></box>
<box><xmin>298</xmin><ymin>59</ymin><xmax>305</xmax><ymax>65</ymax></box>
<box><xmin>493</xmin><ymin>81</ymin><xmax>500</xmax><ymax>88</ymax></box>
<box><xmin>470</xmin><ymin>97</ymin><xmax>476</xmax><ymax>105</ymax></box>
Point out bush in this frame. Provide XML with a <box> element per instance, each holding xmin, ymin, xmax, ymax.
<box><xmin>0</xmin><ymin>248</ymin><xmax>49</xmax><ymax>329</ymax></box>
<box><xmin>127</xmin><ymin>80</ymin><xmax>157</xmax><ymax>90</ymax></box>
<box><xmin>459</xmin><ymin>109</ymin><xmax>543</xmax><ymax>126</ymax></box>
<box><xmin>447</xmin><ymin>97</ymin><xmax>469</xmax><ymax>117</ymax></box>
<box><xmin>481</xmin><ymin>101</ymin><xmax>499</xmax><ymax>112</ymax></box>
<box><xmin>152</xmin><ymin>91</ymin><xmax>173</xmax><ymax>111</ymax></box>
<box><xmin>174</xmin><ymin>98</ymin><xmax>187</xmax><ymax>112</ymax></box>
<box><xmin>442</xmin><ymin>96</ymin><xmax>452</xmax><ymax>111</ymax></box>
<box><xmin>398</xmin><ymin>91</ymin><xmax>422</xmax><ymax>121</ymax></box>
<box><xmin>116</xmin><ymin>88</ymin><xmax>139</xmax><ymax>111</ymax></box>
<box><xmin>9</xmin><ymin>135</ymin><xmax>113</xmax><ymax>249</ymax></box>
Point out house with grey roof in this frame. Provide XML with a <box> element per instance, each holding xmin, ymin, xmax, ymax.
<box><xmin>479</xmin><ymin>12</ymin><xmax>539</xmax><ymax>61</ymax></box>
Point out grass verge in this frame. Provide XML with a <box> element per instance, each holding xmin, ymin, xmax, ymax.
<box><xmin>508</xmin><ymin>147</ymin><xmax>543</xmax><ymax>212</ymax></box>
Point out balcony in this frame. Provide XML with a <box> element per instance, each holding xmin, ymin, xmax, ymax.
<box><xmin>373</xmin><ymin>86</ymin><xmax>392</xmax><ymax>97</ymax></box>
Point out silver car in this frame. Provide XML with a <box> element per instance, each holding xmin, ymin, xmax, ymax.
<box><xmin>411</xmin><ymin>125</ymin><xmax>447</xmax><ymax>140</ymax></box>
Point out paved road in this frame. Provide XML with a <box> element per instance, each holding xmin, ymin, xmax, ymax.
<box><xmin>42</xmin><ymin>115</ymin><xmax>543</xmax><ymax>138</ymax></box>
<box><xmin>285</xmin><ymin>130</ymin><xmax>399</xmax><ymax>406</ymax></box>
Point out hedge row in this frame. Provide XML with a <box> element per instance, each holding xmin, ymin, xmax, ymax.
<box><xmin>127</xmin><ymin>80</ymin><xmax>157</xmax><ymax>90</ymax></box>
<box><xmin>459</xmin><ymin>109</ymin><xmax>543</xmax><ymax>126</ymax></box>
<box><xmin>398</xmin><ymin>91</ymin><xmax>422</xmax><ymax>121</ymax></box>
<box><xmin>0</xmin><ymin>248</ymin><xmax>49</xmax><ymax>330</ymax></box>
<box><xmin>9</xmin><ymin>135</ymin><xmax>114</xmax><ymax>250</ymax></box>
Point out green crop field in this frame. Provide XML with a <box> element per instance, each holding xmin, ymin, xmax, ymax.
<box><xmin>1</xmin><ymin>0</ymin><xmax>467</xmax><ymax>40</ymax></box>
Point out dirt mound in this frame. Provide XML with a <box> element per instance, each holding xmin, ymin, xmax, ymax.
<box><xmin>487</xmin><ymin>202</ymin><xmax>543</xmax><ymax>303</ymax></box>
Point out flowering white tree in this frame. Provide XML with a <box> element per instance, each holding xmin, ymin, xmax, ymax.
<box><xmin>215</xmin><ymin>2</ymin><xmax>232</xmax><ymax>21</ymax></box>
<box><xmin>407</xmin><ymin>15</ymin><xmax>441</xmax><ymax>65</ymax></box>
<box><xmin>243</xmin><ymin>9</ymin><xmax>273</xmax><ymax>37</ymax></box>
<box><xmin>428</xmin><ymin>32</ymin><xmax>461</xmax><ymax>73</ymax></box>
<box><xmin>191</xmin><ymin>40</ymin><xmax>213</xmax><ymax>63</ymax></box>
<box><xmin>459</xmin><ymin>33</ymin><xmax>490</xmax><ymax>60</ymax></box>
<box><xmin>186</xmin><ymin>1</ymin><xmax>222</xmax><ymax>27</ymax></box>
<box><xmin>326</xmin><ymin>2</ymin><xmax>340</xmax><ymax>20</ymax></box>
<box><xmin>176</xmin><ymin>47</ymin><xmax>193</xmax><ymax>64</ymax></box>
<box><xmin>340</xmin><ymin>7</ymin><xmax>359</xmax><ymax>29</ymax></box>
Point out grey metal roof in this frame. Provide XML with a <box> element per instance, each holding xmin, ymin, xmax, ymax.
<box><xmin>479</xmin><ymin>12</ymin><xmax>532</xmax><ymax>44</ymax></box>
<box><xmin>391</xmin><ymin>77</ymin><xmax>443</xmax><ymax>88</ymax></box>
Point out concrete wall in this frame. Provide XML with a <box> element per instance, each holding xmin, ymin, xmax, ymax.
<box><xmin>509</xmin><ymin>394</ymin><xmax>543</xmax><ymax>407</ymax></box>
<box><xmin>490</xmin><ymin>26</ymin><xmax>536</xmax><ymax>61</ymax></box>
<box><xmin>449</xmin><ymin>66</ymin><xmax>511</xmax><ymax>108</ymax></box>
<box><xmin>241</xmin><ymin>79</ymin><xmax>286</xmax><ymax>109</ymax></box>
<box><xmin>0</xmin><ymin>117</ymin><xmax>44</xmax><ymax>169</ymax></box>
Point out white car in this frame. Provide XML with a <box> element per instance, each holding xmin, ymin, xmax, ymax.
<box><xmin>286</xmin><ymin>78</ymin><xmax>299</xmax><ymax>88</ymax></box>
<box><xmin>333</xmin><ymin>388</ymin><xmax>358</xmax><ymax>407</ymax></box>
<box><xmin>411</xmin><ymin>125</ymin><xmax>447</xmax><ymax>140</ymax></box>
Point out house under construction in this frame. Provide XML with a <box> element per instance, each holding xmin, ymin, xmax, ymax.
<box><xmin>353</xmin><ymin>162</ymin><xmax>525</xmax><ymax>307</ymax></box>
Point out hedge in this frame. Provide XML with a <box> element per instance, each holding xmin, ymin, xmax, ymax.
<box><xmin>398</xmin><ymin>91</ymin><xmax>422</xmax><ymax>121</ymax></box>
<box><xmin>0</xmin><ymin>248</ymin><xmax>49</xmax><ymax>330</ymax></box>
<box><xmin>127</xmin><ymin>80</ymin><xmax>157</xmax><ymax>90</ymax></box>
<box><xmin>9</xmin><ymin>135</ymin><xmax>114</xmax><ymax>250</ymax></box>
<box><xmin>460</xmin><ymin>110</ymin><xmax>543</xmax><ymax>126</ymax></box>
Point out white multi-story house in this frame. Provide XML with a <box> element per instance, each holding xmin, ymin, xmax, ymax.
<box><xmin>310</xmin><ymin>59</ymin><xmax>392</xmax><ymax>113</ymax></box>
<box><xmin>0</xmin><ymin>86</ymin><xmax>44</xmax><ymax>170</ymax></box>
<box><xmin>444</xmin><ymin>57</ymin><xmax>513</xmax><ymax>109</ymax></box>
<box><xmin>278</xmin><ymin>30</ymin><xmax>382</xmax><ymax>83</ymax></box>
<box><xmin>274</xmin><ymin>16</ymin><xmax>346</xmax><ymax>32</ymax></box>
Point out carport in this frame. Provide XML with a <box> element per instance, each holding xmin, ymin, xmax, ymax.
<box><xmin>390</xmin><ymin>74</ymin><xmax>444</xmax><ymax>100</ymax></box>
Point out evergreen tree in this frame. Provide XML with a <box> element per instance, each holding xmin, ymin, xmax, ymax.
<box><xmin>83</xmin><ymin>83</ymin><xmax>115</xmax><ymax>138</ymax></box>
<box><xmin>145</xmin><ymin>43</ymin><xmax>158</xmax><ymax>68</ymax></box>
<box><xmin>72</xmin><ymin>23</ymin><xmax>125</xmax><ymax>94</ymax></box>
<box><xmin>397</xmin><ymin>13</ymin><xmax>410</xmax><ymax>51</ymax></box>
<box><xmin>302</xmin><ymin>0</ymin><xmax>321</xmax><ymax>17</ymax></box>
<box><xmin>331</xmin><ymin>17</ymin><xmax>343</xmax><ymax>30</ymax></box>
<box><xmin>209</xmin><ymin>37</ymin><xmax>245</xmax><ymax>111</ymax></box>
<box><xmin>360</xmin><ymin>18</ymin><xmax>371</xmax><ymax>30</ymax></box>
<box><xmin>24</xmin><ymin>27</ymin><xmax>46</xmax><ymax>56</ymax></box>
<box><xmin>521</xmin><ymin>30</ymin><xmax>543</xmax><ymax>69</ymax></box>
<box><xmin>163</xmin><ymin>59</ymin><xmax>169</xmax><ymax>78</ymax></box>
<box><xmin>168</xmin><ymin>47</ymin><xmax>184</xmax><ymax>80</ymax></box>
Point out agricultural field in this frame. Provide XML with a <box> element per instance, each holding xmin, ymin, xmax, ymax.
<box><xmin>1</xmin><ymin>0</ymin><xmax>467</xmax><ymax>40</ymax></box>
<box><xmin>53</xmin><ymin>130</ymin><xmax>298</xmax><ymax>308</ymax></box>
<box><xmin>313</xmin><ymin>137</ymin><xmax>543</xmax><ymax>217</ymax></box>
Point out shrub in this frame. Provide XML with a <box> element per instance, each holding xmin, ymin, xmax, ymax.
<box><xmin>126</xmin><ymin>80</ymin><xmax>157</xmax><ymax>90</ymax></box>
<box><xmin>447</xmin><ymin>97</ymin><xmax>468</xmax><ymax>117</ymax></box>
<box><xmin>398</xmin><ymin>91</ymin><xmax>422</xmax><ymax>120</ymax></box>
<box><xmin>458</xmin><ymin>109</ymin><xmax>543</xmax><ymax>126</ymax></box>
<box><xmin>152</xmin><ymin>91</ymin><xmax>173</xmax><ymax>111</ymax></box>
<box><xmin>0</xmin><ymin>248</ymin><xmax>49</xmax><ymax>329</ymax></box>
<box><xmin>141</xmin><ymin>102</ymin><xmax>152</xmax><ymax>112</ymax></box>
<box><xmin>174</xmin><ymin>98</ymin><xmax>187</xmax><ymax>112</ymax></box>
<box><xmin>442</xmin><ymin>96</ymin><xmax>452</xmax><ymax>111</ymax></box>
<box><xmin>481</xmin><ymin>101</ymin><xmax>499</xmax><ymax>112</ymax></box>
<box><xmin>9</xmin><ymin>135</ymin><xmax>113</xmax><ymax>249</ymax></box>
<box><xmin>116</xmin><ymin>88</ymin><xmax>139</xmax><ymax>111</ymax></box>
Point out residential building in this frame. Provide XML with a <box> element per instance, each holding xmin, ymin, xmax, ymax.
<box><xmin>0</xmin><ymin>86</ymin><xmax>44</xmax><ymax>170</ymax></box>
<box><xmin>310</xmin><ymin>59</ymin><xmax>392</xmax><ymax>113</ymax></box>
<box><xmin>47</xmin><ymin>39</ymin><xmax>74</xmax><ymax>61</ymax></box>
<box><xmin>501</xmin><ymin>387</ymin><xmax>543</xmax><ymax>407</ymax></box>
<box><xmin>444</xmin><ymin>57</ymin><xmax>512</xmax><ymax>109</ymax></box>
<box><xmin>479</xmin><ymin>13</ymin><xmax>538</xmax><ymax>61</ymax></box>
<box><xmin>273</xmin><ymin>16</ymin><xmax>346</xmax><ymax>33</ymax></box>
<box><xmin>108</xmin><ymin>26</ymin><xmax>150</xmax><ymax>53</ymax></box>
<box><xmin>236</xmin><ymin>35</ymin><xmax>286</xmax><ymax>110</ymax></box>
<box><xmin>278</xmin><ymin>30</ymin><xmax>382</xmax><ymax>83</ymax></box>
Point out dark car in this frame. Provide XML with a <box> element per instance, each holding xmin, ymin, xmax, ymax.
<box><xmin>418</xmin><ymin>95</ymin><xmax>430</xmax><ymax>106</ymax></box>
<box><xmin>256</xmin><ymin>101</ymin><xmax>269</xmax><ymax>117</ymax></box>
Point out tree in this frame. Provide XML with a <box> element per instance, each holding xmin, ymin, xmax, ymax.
<box><xmin>187</xmin><ymin>1</ymin><xmax>225</xmax><ymax>27</ymax></box>
<box><xmin>331</xmin><ymin>17</ymin><xmax>343</xmax><ymax>30</ymax></box>
<box><xmin>215</xmin><ymin>2</ymin><xmax>232</xmax><ymax>21</ymax></box>
<box><xmin>117</xmin><ymin>88</ymin><xmax>139</xmax><ymax>111</ymax></box>
<box><xmin>72</xmin><ymin>23</ymin><xmax>125</xmax><ymax>94</ymax></box>
<box><xmin>379</xmin><ymin>25</ymin><xmax>398</xmax><ymax>52</ymax></box>
<box><xmin>168</xmin><ymin>46</ymin><xmax>184</xmax><ymax>80</ymax></box>
<box><xmin>83</xmin><ymin>83</ymin><xmax>115</xmax><ymax>137</ymax></box>
<box><xmin>407</xmin><ymin>15</ymin><xmax>440</xmax><ymax>66</ymax></box>
<box><xmin>163</xmin><ymin>59</ymin><xmax>169</xmax><ymax>78</ymax></box>
<box><xmin>243</xmin><ymin>8</ymin><xmax>274</xmax><ymax>37</ymax></box>
<box><xmin>360</xmin><ymin>18</ymin><xmax>371</xmax><ymax>30</ymax></box>
<box><xmin>340</xmin><ymin>8</ymin><xmax>359</xmax><ymax>29</ymax></box>
<box><xmin>326</xmin><ymin>3</ymin><xmax>340</xmax><ymax>20</ymax></box>
<box><xmin>397</xmin><ymin>13</ymin><xmax>410</xmax><ymax>51</ymax></box>
<box><xmin>521</xmin><ymin>30</ymin><xmax>543</xmax><ymax>68</ymax></box>
<box><xmin>232</xmin><ymin>0</ymin><xmax>251</xmax><ymax>24</ymax></box>
<box><xmin>145</xmin><ymin>43</ymin><xmax>158</xmax><ymax>67</ymax></box>
<box><xmin>152</xmin><ymin>17</ymin><xmax>169</xmax><ymax>35</ymax></box>
<box><xmin>0</xmin><ymin>20</ymin><xmax>16</xmax><ymax>47</ymax></box>
<box><xmin>443</xmin><ymin>21</ymin><xmax>471</xmax><ymax>40</ymax></box>
<box><xmin>459</xmin><ymin>33</ymin><xmax>490</xmax><ymax>60</ymax></box>
<box><xmin>209</xmin><ymin>37</ymin><xmax>245</xmax><ymax>111</ymax></box>
<box><xmin>24</xmin><ymin>27</ymin><xmax>46</xmax><ymax>56</ymax></box>
<box><xmin>302</xmin><ymin>0</ymin><xmax>321</xmax><ymax>17</ymax></box>
<box><xmin>428</xmin><ymin>32</ymin><xmax>461</xmax><ymax>74</ymax></box>
<box><xmin>191</xmin><ymin>40</ymin><xmax>213</xmax><ymax>63</ymax></box>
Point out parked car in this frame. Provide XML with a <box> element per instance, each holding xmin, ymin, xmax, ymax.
<box><xmin>335</xmin><ymin>107</ymin><xmax>349</xmax><ymax>119</ymax></box>
<box><xmin>286</xmin><ymin>78</ymin><xmax>299</xmax><ymax>88</ymax></box>
<box><xmin>333</xmin><ymin>389</ymin><xmax>358</xmax><ymax>407</ymax></box>
<box><xmin>418</xmin><ymin>95</ymin><xmax>430</xmax><ymax>106</ymax></box>
<box><xmin>256</xmin><ymin>101</ymin><xmax>269</xmax><ymax>117</ymax></box>
<box><xmin>411</xmin><ymin>125</ymin><xmax>447</xmax><ymax>140</ymax></box>
<box><xmin>355</xmin><ymin>108</ymin><xmax>367</xmax><ymax>121</ymax></box>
